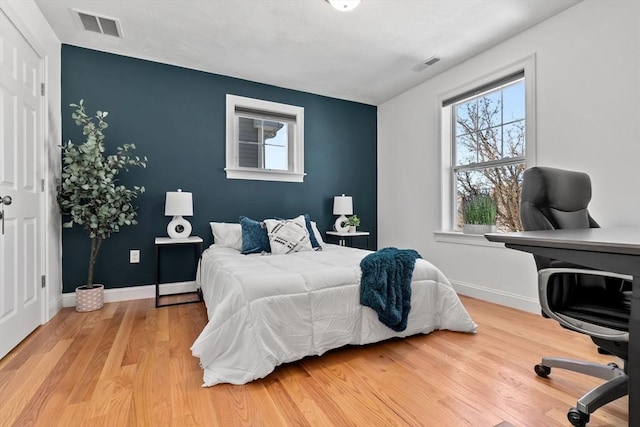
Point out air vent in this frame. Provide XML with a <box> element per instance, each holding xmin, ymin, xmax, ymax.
<box><xmin>73</xmin><ymin>9</ymin><xmax>122</xmax><ymax>38</ymax></box>
<box><xmin>411</xmin><ymin>56</ymin><xmax>440</xmax><ymax>72</ymax></box>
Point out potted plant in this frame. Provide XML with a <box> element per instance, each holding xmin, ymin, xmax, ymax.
<box><xmin>462</xmin><ymin>193</ymin><xmax>497</xmax><ymax>234</ymax></box>
<box><xmin>57</xmin><ymin>100</ymin><xmax>147</xmax><ymax>312</ymax></box>
<box><xmin>346</xmin><ymin>214</ymin><xmax>360</xmax><ymax>233</ymax></box>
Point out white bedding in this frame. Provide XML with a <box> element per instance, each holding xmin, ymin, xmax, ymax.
<box><xmin>191</xmin><ymin>244</ymin><xmax>477</xmax><ymax>386</ymax></box>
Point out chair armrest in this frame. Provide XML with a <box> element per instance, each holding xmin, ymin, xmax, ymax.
<box><xmin>538</xmin><ymin>268</ymin><xmax>631</xmax><ymax>342</ymax></box>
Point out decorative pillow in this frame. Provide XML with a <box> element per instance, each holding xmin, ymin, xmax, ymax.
<box><xmin>240</xmin><ymin>216</ymin><xmax>271</xmax><ymax>254</ymax></box>
<box><xmin>311</xmin><ymin>221</ymin><xmax>324</xmax><ymax>247</ymax></box>
<box><xmin>210</xmin><ymin>222</ymin><xmax>242</xmax><ymax>251</ymax></box>
<box><xmin>303</xmin><ymin>213</ymin><xmax>321</xmax><ymax>249</ymax></box>
<box><xmin>264</xmin><ymin>215</ymin><xmax>313</xmax><ymax>255</ymax></box>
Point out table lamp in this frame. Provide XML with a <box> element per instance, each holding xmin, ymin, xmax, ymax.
<box><xmin>165</xmin><ymin>189</ymin><xmax>193</xmax><ymax>238</ymax></box>
<box><xmin>333</xmin><ymin>194</ymin><xmax>353</xmax><ymax>233</ymax></box>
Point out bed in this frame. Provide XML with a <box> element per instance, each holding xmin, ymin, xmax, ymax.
<box><xmin>191</xmin><ymin>241</ymin><xmax>478</xmax><ymax>387</ymax></box>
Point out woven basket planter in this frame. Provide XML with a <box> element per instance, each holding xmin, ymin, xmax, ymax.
<box><xmin>75</xmin><ymin>284</ymin><xmax>104</xmax><ymax>312</ymax></box>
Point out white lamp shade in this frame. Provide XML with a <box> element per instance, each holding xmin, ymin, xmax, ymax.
<box><xmin>333</xmin><ymin>195</ymin><xmax>353</xmax><ymax>215</ymax></box>
<box><xmin>165</xmin><ymin>190</ymin><xmax>193</xmax><ymax>216</ymax></box>
<box><xmin>327</xmin><ymin>0</ymin><xmax>361</xmax><ymax>12</ymax></box>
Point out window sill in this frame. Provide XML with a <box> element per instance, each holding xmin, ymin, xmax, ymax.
<box><xmin>225</xmin><ymin>168</ymin><xmax>305</xmax><ymax>183</ymax></box>
<box><xmin>433</xmin><ymin>231</ymin><xmax>506</xmax><ymax>248</ymax></box>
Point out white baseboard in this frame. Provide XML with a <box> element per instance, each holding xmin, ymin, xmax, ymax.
<box><xmin>47</xmin><ymin>295</ymin><xmax>64</xmax><ymax>321</ymax></box>
<box><xmin>62</xmin><ymin>281</ymin><xmax>197</xmax><ymax>308</ymax></box>
<box><xmin>61</xmin><ymin>279</ymin><xmax>538</xmax><ymax>314</ymax></box>
<box><xmin>450</xmin><ymin>279</ymin><xmax>541</xmax><ymax>314</ymax></box>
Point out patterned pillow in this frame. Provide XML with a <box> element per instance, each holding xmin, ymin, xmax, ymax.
<box><xmin>264</xmin><ymin>215</ymin><xmax>313</xmax><ymax>255</ymax></box>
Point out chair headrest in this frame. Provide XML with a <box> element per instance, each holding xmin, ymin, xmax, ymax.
<box><xmin>521</xmin><ymin>166</ymin><xmax>597</xmax><ymax>232</ymax></box>
<box><xmin>521</xmin><ymin>166</ymin><xmax>592</xmax><ymax>212</ymax></box>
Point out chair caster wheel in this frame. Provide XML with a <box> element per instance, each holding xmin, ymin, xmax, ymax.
<box><xmin>567</xmin><ymin>407</ymin><xmax>589</xmax><ymax>427</ymax></box>
<box><xmin>534</xmin><ymin>364</ymin><xmax>551</xmax><ymax>378</ymax></box>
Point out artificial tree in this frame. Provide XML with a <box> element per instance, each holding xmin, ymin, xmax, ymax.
<box><xmin>58</xmin><ymin>100</ymin><xmax>147</xmax><ymax>288</ymax></box>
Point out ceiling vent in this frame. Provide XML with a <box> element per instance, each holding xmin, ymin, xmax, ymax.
<box><xmin>73</xmin><ymin>9</ymin><xmax>122</xmax><ymax>38</ymax></box>
<box><xmin>411</xmin><ymin>56</ymin><xmax>440</xmax><ymax>72</ymax></box>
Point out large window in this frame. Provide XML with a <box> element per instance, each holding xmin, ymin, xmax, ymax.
<box><xmin>440</xmin><ymin>57</ymin><xmax>536</xmax><ymax>234</ymax></box>
<box><xmin>226</xmin><ymin>95</ymin><xmax>304</xmax><ymax>182</ymax></box>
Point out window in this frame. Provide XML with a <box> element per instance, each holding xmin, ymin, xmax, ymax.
<box><xmin>440</xmin><ymin>57</ymin><xmax>536</xmax><ymax>233</ymax></box>
<box><xmin>225</xmin><ymin>95</ymin><xmax>304</xmax><ymax>182</ymax></box>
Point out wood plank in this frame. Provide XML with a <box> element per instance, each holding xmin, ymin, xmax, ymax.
<box><xmin>0</xmin><ymin>296</ymin><xmax>628</xmax><ymax>426</ymax></box>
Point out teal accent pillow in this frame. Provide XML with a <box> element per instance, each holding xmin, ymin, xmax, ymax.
<box><xmin>303</xmin><ymin>213</ymin><xmax>321</xmax><ymax>249</ymax></box>
<box><xmin>240</xmin><ymin>216</ymin><xmax>271</xmax><ymax>254</ymax></box>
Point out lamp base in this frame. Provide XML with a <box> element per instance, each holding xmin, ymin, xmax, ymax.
<box><xmin>167</xmin><ymin>216</ymin><xmax>192</xmax><ymax>238</ymax></box>
<box><xmin>334</xmin><ymin>215</ymin><xmax>349</xmax><ymax>233</ymax></box>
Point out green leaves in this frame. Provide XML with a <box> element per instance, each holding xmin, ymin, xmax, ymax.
<box><xmin>57</xmin><ymin>100</ymin><xmax>147</xmax><ymax>286</ymax></box>
<box><xmin>346</xmin><ymin>215</ymin><xmax>360</xmax><ymax>226</ymax></box>
<box><xmin>462</xmin><ymin>193</ymin><xmax>497</xmax><ymax>225</ymax></box>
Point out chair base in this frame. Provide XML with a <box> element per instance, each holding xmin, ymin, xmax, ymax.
<box><xmin>535</xmin><ymin>356</ymin><xmax>628</xmax><ymax>426</ymax></box>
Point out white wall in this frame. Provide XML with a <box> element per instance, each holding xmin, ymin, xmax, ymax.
<box><xmin>377</xmin><ymin>0</ymin><xmax>640</xmax><ymax>312</ymax></box>
<box><xmin>1</xmin><ymin>1</ymin><xmax>62</xmax><ymax>320</ymax></box>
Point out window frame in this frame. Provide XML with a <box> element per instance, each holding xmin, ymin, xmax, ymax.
<box><xmin>437</xmin><ymin>55</ymin><xmax>537</xmax><ymax>236</ymax></box>
<box><xmin>225</xmin><ymin>94</ymin><xmax>305</xmax><ymax>182</ymax></box>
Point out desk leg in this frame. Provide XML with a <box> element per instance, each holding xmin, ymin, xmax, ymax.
<box><xmin>630</xmin><ymin>275</ymin><xmax>639</xmax><ymax>426</ymax></box>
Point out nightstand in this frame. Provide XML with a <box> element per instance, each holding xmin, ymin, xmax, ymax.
<box><xmin>155</xmin><ymin>236</ymin><xmax>204</xmax><ymax>308</ymax></box>
<box><xmin>326</xmin><ymin>231</ymin><xmax>370</xmax><ymax>249</ymax></box>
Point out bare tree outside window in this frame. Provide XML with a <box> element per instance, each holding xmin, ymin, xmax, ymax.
<box><xmin>453</xmin><ymin>78</ymin><xmax>526</xmax><ymax>232</ymax></box>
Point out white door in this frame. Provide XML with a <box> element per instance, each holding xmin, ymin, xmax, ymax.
<box><xmin>0</xmin><ymin>10</ymin><xmax>44</xmax><ymax>360</ymax></box>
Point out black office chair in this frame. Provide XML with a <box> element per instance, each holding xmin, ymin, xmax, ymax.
<box><xmin>520</xmin><ymin>166</ymin><xmax>631</xmax><ymax>427</ymax></box>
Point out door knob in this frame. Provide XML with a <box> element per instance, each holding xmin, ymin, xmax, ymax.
<box><xmin>0</xmin><ymin>195</ymin><xmax>9</xmax><ymax>234</ymax></box>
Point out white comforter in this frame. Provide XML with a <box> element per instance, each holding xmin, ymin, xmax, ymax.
<box><xmin>191</xmin><ymin>244</ymin><xmax>477</xmax><ymax>386</ymax></box>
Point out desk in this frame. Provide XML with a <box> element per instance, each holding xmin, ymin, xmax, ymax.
<box><xmin>485</xmin><ymin>227</ymin><xmax>640</xmax><ymax>425</ymax></box>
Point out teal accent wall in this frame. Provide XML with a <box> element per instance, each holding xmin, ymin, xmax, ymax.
<box><xmin>61</xmin><ymin>45</ymin><xmax>377</xmax><ymax>292</ymax></box>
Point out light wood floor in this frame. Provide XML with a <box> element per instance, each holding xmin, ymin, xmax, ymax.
<box><xmin>0</xmin><ymin>296</ymin><xmax>628</xmax><ymax>427</ymax></box>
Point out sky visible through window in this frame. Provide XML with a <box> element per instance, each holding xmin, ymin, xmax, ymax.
<box><xmin>455</xmin><ymin>80</ymin><xmax>525</xmax><ymax>166</ymax></box>
<box><xmin>264</xmin><ymin>122</ymin><xmax>289</xmax><ymax>170</ymax></box>
<box><xmin>453</xmin><ymin>78</ymin><xmax>526</xmax><ymax>231</ymax></box>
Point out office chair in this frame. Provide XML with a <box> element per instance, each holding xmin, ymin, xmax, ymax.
<box><xmin>520</xmin><ymin>166</ymin><xmax>631</xmax><ymax>427</ymax></box>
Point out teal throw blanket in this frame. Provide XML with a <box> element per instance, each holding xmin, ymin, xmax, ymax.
<box><xmin>359</xmin><ymin>247</ymin><xmax>422</xmax><ymax>332</ymax></box>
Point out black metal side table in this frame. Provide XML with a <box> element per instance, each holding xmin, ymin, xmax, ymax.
<box><xmin>155</xmin><ymin>236</ymin><xmax>204</xmax><ymax>307</ymax></box>
<box><xmin>325</xmin><ymin>231</ymin><xmax>370</xmax><ymax>249</ymax></box>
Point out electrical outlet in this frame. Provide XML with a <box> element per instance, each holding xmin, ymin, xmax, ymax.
<box><xmin>130</xmin><ymin>249</ymin><xmax>140</xmax><ymax>264</ymax></box>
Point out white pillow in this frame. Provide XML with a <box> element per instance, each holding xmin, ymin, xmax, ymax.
<box><xmin>311</xmin><ymin>221</ymin><xmax>324</xmax><ymax>246</ymax></box>
<box><xmin>264</xmin><ymin>215</ymin><xmax>313</xmax><ymax>255</ymax></box>
<box><xmin>209</xmin><ymin>222</ymin><xmax>242</xmax><ymax>250</ymax></box>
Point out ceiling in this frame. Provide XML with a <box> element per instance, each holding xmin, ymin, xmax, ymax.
<box><xmin>34</xmin><ymin>0</ymin><xmax>582</xmax><ymax>105</ymax></box>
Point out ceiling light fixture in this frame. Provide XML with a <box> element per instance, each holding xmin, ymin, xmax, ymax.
<box><xmin>326</xmin><ymin>0</ymin><xmax>361</xmax><ymax>12</ymax></box>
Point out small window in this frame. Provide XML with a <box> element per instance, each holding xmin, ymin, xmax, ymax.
<box><xmin>440</xmin><ymin>57</ymin><xmax>536</xmax><ymax>233</ymax></box>
<box><xmin>225</xmin><ymin>95</ymin><xmax>304</xmax><ymax>182</ymax></box>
